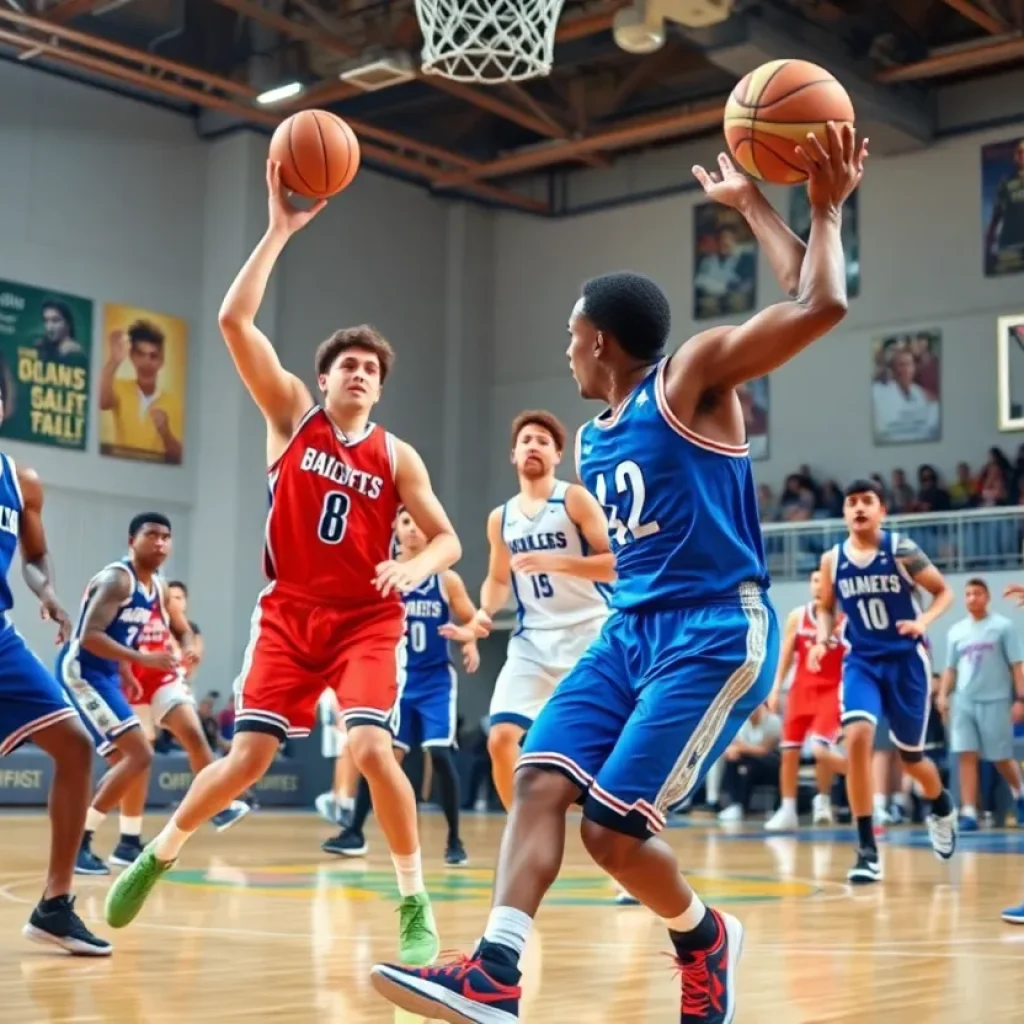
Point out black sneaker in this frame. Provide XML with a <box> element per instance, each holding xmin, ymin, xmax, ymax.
<box><xmin>444</xmin><ymin>838</ymin><xmax>468</xmax><ymax>868</ymax></box>
<box><xmin>23</xmin><ymin>895</ymin><xmax>112</xmax><ymax>956</ymax></box>
<box><xmin>847</xmin><ymin>847</ymin><xmax>883</xmax><ymax>885</ymax></box>
<box><xmin>75</xmin><ymin>840</ymin><xmax>110</xmax><ymax>876</ymax></box>
<box><xmin>109</xmin><ymin>837</ymin><xmax>144</xmax><ymax>868</ymax></box>
<box><xmin>322</xmin><ymin>828</ymin><xmax>367</xmax><ymax>857</ymax></box>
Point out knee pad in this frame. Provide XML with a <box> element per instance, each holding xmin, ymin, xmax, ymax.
<box><xmin>898</xmin><ymin>748</ymin><xmax>923</xmax><ymax>765</ymax></box>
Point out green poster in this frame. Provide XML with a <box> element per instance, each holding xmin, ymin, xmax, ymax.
<box><xmin>0</xmin><ymin>280</ymin><xmax>92</xmax><ymax>449</ymax></box>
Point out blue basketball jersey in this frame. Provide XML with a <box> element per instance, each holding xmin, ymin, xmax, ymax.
<box><xmin>576</xmin><ymin>359</ymin><xmax>768</xmax><ymax>611</ymax></box>
<box><xmin>63</xmin><ymin>559</ymin><xmax>164</xmax><ymax>678</ymax></box>
<box><xmin>0</xmin><ymin>454</ymin><xmax>22</xmax><ymax>618</ymax></box>
<box><xmin>831</xmin><ymin>530</ymin><xmax>921</xmax><ymax>660</ymax></box>
<box><xmin>403</xmin><ymin>574</ymin><xmax>451</xmax><ymax>673</ymax></box>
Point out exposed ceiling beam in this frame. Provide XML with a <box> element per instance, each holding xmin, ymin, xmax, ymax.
<box><xmin>0</xmin><ymin>5</ymin><xmax>256</xmax><ymax>98</ymax></box>
<box><xmin>212</xmin><ymin>0</ymin><xmax>606</xmax><ymax>166</ymax></box>
<box><xmin>877</xmin><ymin>32</ymin><xmax>1024</xmax><ymax>81</ymax></box>
<box><xmin>433</xmin><ymin>101</ymin><xmax>725</xmax><ymax>188</ymax></box>
<box><xmin>46</xmin><ymin>0</ymin><xmax>112</xmax><ymax>23</ymax></box>
<box><xmin>939</xmin><ymin>0</ymin><xmax>1007</xmax><ymax>34</ymax></box>
<box><xmin>0</xmin><ymin>21</ymin><xmax>543</xmax><ymax>211</ymax></box>
<box><xmin>554</xmin><ymin>4</ymin><xmax>627</xmax><ymax>42</ymax></box>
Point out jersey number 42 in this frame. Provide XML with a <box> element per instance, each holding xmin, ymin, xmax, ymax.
<box><xmin>593</xmin><ymin>460</ymin><xmax>660</xmax><ymax>547</ymax></box>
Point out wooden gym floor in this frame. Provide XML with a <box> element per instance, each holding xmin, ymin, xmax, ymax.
<box><xmin>2</xmin><ymin>810</ymin><xmax>1024</xmax><ymax>1022</ymax></box>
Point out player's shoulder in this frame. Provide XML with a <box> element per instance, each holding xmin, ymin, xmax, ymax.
<box><xmin>786</xmin><ymin>605</ymin><xmax>806</xmax><ymax>627</ymax></box>
<box><xmin>891</xmin><ymin>531</ymin><xmax>926</xmax><ymax>558</ymax></box>
<box><xmin>94</xmin><ymin>562</ymin><xmax>134</xmax><ymax>596</ymax></box>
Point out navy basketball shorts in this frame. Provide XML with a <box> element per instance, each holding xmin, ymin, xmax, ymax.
<box><xmin>393</xmin><ymin>665</ymin><xmax>458</xmax><ymax>751</ymax></box>
<box><xmin>56</xmin><ymin>646</ymin><xmax>140</xmax><ymax>756</ymax></box>
<box><xmin>840</xmin><ymin>645</ymin><xmax>931</xmax><ymax>752</ymax></box>
<box><xmin>0</xmin><ymin>622</ymin><xmax>80</xmax><ymax>756</ymax></box>
<box><xmin>519</xmin><ymin>587</ymin><xmax>779</xmax><ymax>839</ymax></box>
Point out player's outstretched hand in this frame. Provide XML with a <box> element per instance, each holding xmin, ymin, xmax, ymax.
<box><xmin>462</xmin><ymin>641</ymin><xmax>480</xmax><ymax>674</ymax></box>
<box><xmin>440</xmin><ymin>610</ymin><xmax>492</xmax><ymax>643</ymax></box>
<box><xmin>374</xmin><ymin>559</ymin><xmax>422</xmax><ymax>598</ymax></box>
<box><xmin>138</xmin><ymin>650</ymin><xmax>179</xmax><ymax>672</ymax></box>
<box><xmin>691</xmin><ymin>153</ymin><xmax>760</xmax><ymax>211</ymax></box>
<box><xmin>266</xmin><ymin>160</ymin><xmax>327</xmax><ymax>235</ymax></box>
<box><xmin>180</xmin><ymin>646</ymin><xmax>201</xmax><ymax>671</ymax></box>
<box><xmin>40</xmin><ymin>599</ymin><xmax>72</xmax><ymax>645</ymax></box>
<box><xmin>805</xmin><ymin>641</ymin><xmax>827</xmax><ymax>673</ymax></box>
<box><xmin>1005</xmin><ymin>582</ymin><xmax>1024</xmax><ymax>607</ymax></box>
<box><xmin>765</xmin><ymin>687</ymin><xmax>781</xmax><ymax>715</ymax></box>
<box><xmin>794</xmin><ymin>122</ymin><xmax>868</xmax><ymax>212</ymax></box>
<box><xmin>895</xmin><ymin>618</ymin><xmax>926</xmax><ymax>638</ymax></box>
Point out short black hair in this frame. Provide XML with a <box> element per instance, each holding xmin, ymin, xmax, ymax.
<box><xmin>844</xmin><ymin>479</ymin><xmax>884</xmax><ymax>501</ymax></box>
<box><xmin>167</xmin><ymin>580</ymin><xmax>187</xmax><ymax>596</ymax></box>
<box><xmin>129</xmin><ymin>512</ymin><xmax>171</xmax><ymax>538</ymax></box>
<box><xmin>127</xmin><ymin>319</ymin><xmax>165</xmax><ymax>351</ymax></box>
<box><xmin>579</xmin><ymin>272</ymin><xmax>671</xmax><ymax>362</ymax></box>
<box><xmin>965</xmin><ymin>577</ymin><xmax>989</xmax><ymax>593</ymax></box>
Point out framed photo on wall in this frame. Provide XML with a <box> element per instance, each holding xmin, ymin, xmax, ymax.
<box><xmin>997</xmin><ymin>313</ymin><xmax>1024</xmax><ymax>431</ymax></box>
<box><xmin>871</xmin><ymin>328</ymin><xmax>942</xmax><ymax>446</ymax></box>
<box><xmin>981</xmin><ymin>137</ymin><xmax>1024</xmax><ymax>278</ymax></box>
<box><xmin>789</xmin><ymin>187</ymin><xmax>860</xmax><ymax>298</ymax></box>
<box><xmin>738</xmin><ymin>376</ymin><xmax>769</xmax><ymax>460</ymax></box>
<box><xmin>692</xmin><ymin>201</ymin><xmax>757</xmax><ymax>320</ymax></box>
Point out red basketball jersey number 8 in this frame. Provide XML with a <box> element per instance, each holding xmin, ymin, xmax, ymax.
<box><xmin>318</xmin><ymin>491</ymin><xmax>351</xmax><ymax>544</ymax></box>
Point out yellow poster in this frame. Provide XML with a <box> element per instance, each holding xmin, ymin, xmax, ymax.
<box><xmin>99</xmin><ymin>304</ymin><xmax>188</xmax><ymax>465</ymax></box>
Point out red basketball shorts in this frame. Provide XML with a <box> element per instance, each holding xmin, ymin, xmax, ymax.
<box><xmin>781</xmin><ymin>682</ymin><xmax>842</xmax><ymax>749</ymax></box>
<box><xmin>234</xmin><ymin>584</ymin><xmax>405</xmax><ymax>743</ymax></box>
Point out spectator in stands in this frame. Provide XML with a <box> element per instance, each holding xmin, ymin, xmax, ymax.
<box><xmin>978</xmin><ymin>463</ymin><xmax>1010</xmax><ymax>508</ymax></box>
<box><xmin>914</xmin><ymin>464</ymin><xmax>951</xmax><ymax>512</ymax></box>
<box><xmin>890</xmin><ymin>468</ymin><xmax>914</xmax><ymax>513</ymax></box>
<box><xmin>949</xmin><ymin>462</ymin><xmax>978</xmax><ymax>509</ymax></box>
<box><xmin>819</xmin><ymin>479</ymin><xmax>844</xmax><ymax>518</ymax></box>
<box><xmin>757</xmin><ymin>483</ymin><xmax>779</xmax><ymax>523</ymax></box>
<box><xmin>780</xmin><ymin>474</ymin><xmax>815</xmax><ymax>522</ymax></box>
<box><xmin>868</xmin><ymin>473</ymin><xmax>890</xmax><ymax>507</ymax></box>
<box><xmin>717</xmin><ymin>704</ymin><xmax>782</xmax><ymax>822</ymax></box>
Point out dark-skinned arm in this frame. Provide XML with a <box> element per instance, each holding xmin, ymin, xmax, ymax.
<box><xmin>16</xmin><ymin>465</ymin><xmax>71</xmax><ymax>643</ymax></box>
<box><xmin>79</xmin><ymin>568</ymin><xmax>173</xmax><ymax>669</ymax></box>
<box><xmin>894</xmin><ymin>537</ymin><xmax>953</xmax><ymax>636</ymax></box>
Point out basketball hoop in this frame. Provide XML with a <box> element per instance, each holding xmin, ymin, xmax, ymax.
<box><xmin>415</xmin><ymin>0</ymin><xmax>566</xmax><ymax>84</ymax></box>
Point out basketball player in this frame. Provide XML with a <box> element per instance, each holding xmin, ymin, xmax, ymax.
<box><xmin>370</xmin><ymin>125</ymin><xmax>866</xmax><ymax>1023</ymax></box>
<box><xmin>0</xmin><ymin>423</ymin><xmax>111</xmax><ymax>954</ymax></box>
<box><xmin>813</xmin><ymin>480</ymin><xmax>957</xmax><ymax>884</ymax></box>
<box><xmin>105</xmin><ymin>161</ymin><xmax>461</xmax><ymax>969</ymax></box>
<box><xmin>765</xmin><ymin>569</ymin><xmax>847</xmax><ymax>829</ymax></box>
<box><xmin>103</xmin><ymin>604</ymin><xmax>250</xmax><ymax>868</ymax></box>
<box><xmin>451</xmin><ymin>410</ymin><xmax>615</xmax><ymax>811</ymax></box>
<box><xmin>323</xmin><ymin>505</ymin><xmax>479</xmax><ymax>865</ymax></box>
<box><xmin>315</xmin><ymin>687</ymin><xmax>357</xmax><ymax>826</ymax></box>
<box><xmin>59</xmin><ymin>514</ymin><xmax>198</xmax><ymax>874</ymax></box>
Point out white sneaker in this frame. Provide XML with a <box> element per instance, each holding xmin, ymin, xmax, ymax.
<box><xmin>812</xmin><ymin>794</ymin><xmax>834</xmax><ymax>825</ymax></box>
<box><xmin>764</xmin><ymin>805</ymin><xmax>799</xmax><ymax>831</ymax></box>
<box><xmin>927</xmin><ymin>808</ymin><xmax>958</xmax><ymax>861</ymax></box>
<box><xmin>314</xmin><ymin>791</ymin><xmax>339</xmax><ymax>825</ymax></box>
<box><xmin>717</xmin><ymin>803</ymin><xmax>744</xmax><ymax>823</ymax></box>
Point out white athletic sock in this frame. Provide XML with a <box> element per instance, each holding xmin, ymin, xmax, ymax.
<box><xmin>873</xmin><ymin>793</ymin><xmax>887</xmax><ymax>813</ymax></box>
<box><xmin>483</xmin><ymin>906</ymin><xmax>532</xmax><ymax>958</ymax></box>
<box><xmin>664</xmin><ymin>894</ymin><xmax>707</xmax><ymax>933</ymax></box>
<box><xmin>119</xmin><ymin>815</ymin><xmax>143</xmax><ymax>838</ymax></box>
<box><xmin>338</xmin><ymin>795</ymin><xmax>354</xmax><ymax>812</ymax></box>
<box><xmin>391</xmin><ymin>850</ymin><xmax>425</xmax><ymax>898</ymax></box>
<box><xmin>781</xmin><ymin>797</ymin><xmax>797</xmax><ymax>814</ymax></box>
<box><xmin>84</xmin><ymin>807</ymin><xmax>106</xmax><ymax>834</ymax></box>
<box><xmin>961</xmin><ymin>804</ymin><xmax>977</xmax><ymax>819</ymax></box>
<box><xmin>152</xmin><ymin>821</ymin><xmax>195</xmax><ymax>862</ymax></box>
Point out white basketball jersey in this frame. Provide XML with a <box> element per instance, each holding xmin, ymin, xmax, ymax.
<box><xmin>501</xmin><ymin>479</ymin><xmax>611</xmax><ymax>632</ymax></box>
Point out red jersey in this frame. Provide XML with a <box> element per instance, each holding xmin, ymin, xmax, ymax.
<box><xmin>265</xmin><ymin>407</ymin><xmax>402</xmax><ymax>605</ymax></box>
<box><xmin>130</xmin><ymin>605</ymin><xmax>176</xmax><ymax>697</ymax></box>
<box><xmin>791</xmin><ymin>602</ymin><xmax>846</xmax><ymax>693</ymax></box>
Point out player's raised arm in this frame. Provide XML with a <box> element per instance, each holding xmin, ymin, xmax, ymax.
<box><xmin>217</xmin><ymin>161</ymin><xmax>322</xmax><ymax>441</ymax></box>
<box><xmin>374</xmin><ymin>441</ymin><xmax>461</xmax><ymax>598</ymax></box>
<box><xmin>16</xmin><ymin>465</ymin><xmax>71</xmax><ymax>643</ymax></box>
<box><xmin>893</xmin><ymin>536</ymin><xmax>953</xmax><ymax>637</ymax></box>
<box><xmin>692</xmin><ymin>154</ymin><xmax>805</xmax><ymax>298</ymax></box>
<box><xmin>676</xmin><ymin>124</ymin><xmax>867</xmax><ymax>396</ymax></box>
<box><xmin>441</xmin><ymin>569</ymin><xmax>481</xmax><ymax>673</ymax></box>
<box><xmin>767</xmin><ymin>606</ymin><xmax>801</xmax><ymax>712</ymax></box>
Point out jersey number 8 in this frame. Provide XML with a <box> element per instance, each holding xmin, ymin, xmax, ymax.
<box><xmin>318</xmin><ymin>491</ymin><xmax>351</xmax><ymax>544</ymax></box>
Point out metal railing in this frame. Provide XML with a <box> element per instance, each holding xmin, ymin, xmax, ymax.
<box><xmin>761</xmin><ymin>506</ymin><xmax>1024</xmax><ymax>581</ymax></box>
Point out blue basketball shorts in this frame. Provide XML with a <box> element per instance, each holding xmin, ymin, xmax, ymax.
<box><xmin>56</xmin><ymin>644</ymin><xmax>140</xmax><ymax>756</ymax></box>
<box><xmin>520</xmin><ymin>586</ymin><xmax>779</xmax><ymax>839</ymax></box>
<box><xmin>841</xmin><ymin>644</ymin><xmax>932</xmax><ymax>752</ymax></box>
<box><xmin>0</xmin><ymin>621</ymin><xmax>80</xmax><ymax>756</ymax></box>
<box><xmin>394</xmin><ymin>665</ymin><xmax>458</xmax><ymax>751</ymax></box>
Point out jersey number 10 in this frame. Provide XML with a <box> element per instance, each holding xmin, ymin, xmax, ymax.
<box><xmin>856</xmin><ymin>597</ymin><xmax>890</xmax><ymax>631</ymax></box>
<box><xmin>593</xmin><ymin>460</ymin><xmax>660</xmax><ymax>547</ymax></box>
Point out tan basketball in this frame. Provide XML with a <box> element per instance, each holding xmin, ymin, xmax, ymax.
<box><xmin>268</xmin><ymin>109</ymin><xmax>361</xmax><ymax>199</ymax></box>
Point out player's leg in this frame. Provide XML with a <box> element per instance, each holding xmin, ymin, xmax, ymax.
<box><xmin>577</xmin><ymin>598</ymin><xmax>777</xmax><ymax>1024</ymax></box>
<box><xmin>839</xmin><ymin>660</ymin><xmax>885</xmax><ymax>882</ymax></box>
<box><xmin>949</xmin><ymin>700</ymin><xmax>982</xmax><ymax>829</ymax></box>
<box><xmin>107</xmin><ymin>704</ymin><xmax>155</xmax><ymax>868</ymax></box>
<box><xmin>160</xmin><ymin>697</ymin><xmax>250</xmax><ymax>832</ymax></box>
<box><xmin>422</xmin><ymin>668</ymin><xmax>465</xmax><ymax>866</ymax></box>
<box><xmin>766</xmin><ymin>705</ymin><xmax>811</xmax><ymax>831</ymax></box>
<box><xmin>885</xmin><ymin>648</ymin><xmax>956</xmax><ymax>861</ymax></box>
<box><xmin>808</xmin><ymin>697</ymin><xmax>846</xmax><ymax>825</ymax></box>
<box><xmin>0</xmin><ymin>628</ymin><xmax>111</xmax><ymax>954</ymax></box>
<box><xmin>981</xmin><ymin>700</ymin><xmax>1024</xmax><ymax>824</ymax></box>
<box><xmin>370</xmin><ymin>626</ymin><xmax>631</xmax><ymax>1019</ymax></box>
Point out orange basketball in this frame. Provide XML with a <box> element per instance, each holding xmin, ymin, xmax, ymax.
<box><xmin>723</xmin><ymin>60</ymin><xmax>854</xmax><ymax>185</ymax></box>
<box><xmin>268</xmin><ymin>109</ymin><xmax>361</xmax><ymax>199</ymax></box>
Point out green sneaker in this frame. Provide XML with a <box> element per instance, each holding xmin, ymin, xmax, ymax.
<box><xmin>397</xmin><ymin>892</ymin><xmax>439</xmax><ymax>966</ymax></box>
<box><xmin>104</xmin><ymin>843</ymin><xmax>175</xmax><ymax>929</ymax></box>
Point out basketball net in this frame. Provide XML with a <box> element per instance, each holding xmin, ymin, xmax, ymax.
<box><xmin>415</xmin><ymin>0</ymin><xmax>566</xmax><ymax>83</ymax></box>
